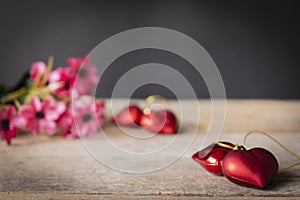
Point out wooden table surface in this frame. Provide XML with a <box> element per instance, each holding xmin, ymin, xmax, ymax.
<box><xmin>1</xmin><ymin>99</ymin><xmax>300</xmax><ymax>199</ymax></box>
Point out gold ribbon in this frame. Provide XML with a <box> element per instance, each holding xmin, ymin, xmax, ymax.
<box><xmin>144</xmin><ymin>95</ymin><xmax>170</xmax><ymax>114</ymax></box>
<box><xmin>145</xmin><ymin>95</ymin><xmax>170</xmax><ymax>105</ymax></box>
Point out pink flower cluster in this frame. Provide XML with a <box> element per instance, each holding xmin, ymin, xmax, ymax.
<box><xmin>31</xmin><ymin>56</ymin><xmax>99</xmax><ymax>97</ymax></box>
<box><xmin>0</xmin><ymin>56</ymin><xmax>104</xmax><ymax>145</ymax></box>
<box><xmin>0</xmin><ymin>106</ymin><xmax>26</xmax><ymax>145</ymax></box>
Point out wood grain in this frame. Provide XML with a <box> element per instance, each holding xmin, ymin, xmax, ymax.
<box><xmin>0</xmin><ymin>100</ymin><xmax>299</xmax><ymax>199</ymax></box>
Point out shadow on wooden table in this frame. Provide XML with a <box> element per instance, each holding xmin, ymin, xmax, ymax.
<box><xmin>266</xmin><ymin>171</ymin><xmax>299</xmax><ymax>190</ymax></box>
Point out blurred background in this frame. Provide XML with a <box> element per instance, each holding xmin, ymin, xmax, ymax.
<box><xmin>0</xmin><ymin>0</ymin><xmax>299</xmax><ymax>98</ymax></box>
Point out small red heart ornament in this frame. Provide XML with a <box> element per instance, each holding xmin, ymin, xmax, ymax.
<box><xmin>112</xmin><ymin>105</ymin><xmax>143</xmax><ymax>127</ymax></box>
<box><xmin>192</xmin><ymin>142</ymin><xmax>235</xmax><ymax>175</ymax></box>
<box><xmin>140</xmin><ymin>109</ymin><xmax>177</xmax><ymax>134</ymax></box>
<box><xmin>222</xmin><ymin>146</ymin><xmax>278</xmax><ymax>188</ymax></box>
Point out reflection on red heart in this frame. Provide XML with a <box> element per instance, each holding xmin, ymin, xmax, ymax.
<box><xmin>112</xmin><ymin>105</ymin><xmax>143</xmax><ymax>127</ymax></box>
<box><xmin>192</xmin><ymin>142</ymin><xmax>235</xmax><ymax>175</ymax></box>
<box><xmin>140</xmin><ymin>109</ymin><xmax>177</xmax><ymax>134</ymax></box>
<box><xmin>222</xmin><ymin>147</ymin><xmax>278</xmax><ymax>188</ymax></box>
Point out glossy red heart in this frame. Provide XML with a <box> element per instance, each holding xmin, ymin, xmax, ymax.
<box><xmin>222</xmin><ymin>147</ymin><xmax>278</xmax><ymax>188</ymax></box>
<box><xmin>112</xmin><ymin>105</ymin><xmax>143</xmax><ymax>127</ymax></box>
<box><xmin>140</xmin><ymin>109</ymin><xmax>177</xmax><ymax>134</ymax></box>
<box><xmin>192</xmin><ymin>142</ymin><xmax>235</xmax><ymax>175</ymax></box>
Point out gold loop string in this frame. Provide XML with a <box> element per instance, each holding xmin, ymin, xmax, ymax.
<box><xmin>280</xmin><ymin>162</ymin><xmax>300</xmax><ymax>173</ymax></box>
<box><xmin>214</xmin><ymin>142</ymin><xmax>235</xmax><ymax>150</ymax></box>
<box><xmin>197</xmin><ymin>123</ymin><xmax>210</xmax><ymax>130</ymax></box>
<box><xmin>144</xmin><ymin>95</ymin><xmax>171</xmax><ymax>114</ymax></box>
<box><xmin>145</xmin><ymin>95</ymin><xmax>170</xmax><ymax>105</ymax></box>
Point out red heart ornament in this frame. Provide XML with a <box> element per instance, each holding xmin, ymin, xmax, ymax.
<box><xmin>112</xmin><ymin>105</ymin><xmax>143</xmax><ymax>127</ymax></box>
<box><xmin>192</xmin><ymin>142</ymin><xmax>235</xmax><ymax>175</ymax></box>
<box><xmin>140</xmin><ymin>109</ymin><xmax>177</xmax><ymax>134</ymax></box>
<box><xmin>222</xmin><ymin>147</ymin><xmax>278</xmax><ymax>188</ymax></box>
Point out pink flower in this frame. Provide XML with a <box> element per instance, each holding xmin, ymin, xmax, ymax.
<box><xmin>19</xmin><ymin>96</ymin><xmax>66</xmax><ymax>135</ymax></box>
<box><xmin>30</xmin><ymin>61</ymin><xmax>47</xmax><ymax>80</ymax></box>
<box><xmin>49</xmin><ymin>67</ymin><xmax>75</xmax><ymax>98</ymax></box>
<box><xmin>69</xmin><ymin>56</ymin><xmax>99</xmax><ymax>95</ymax></box>
<box><xmin>72</xmin><ymin>96</ymin><xmax>104</xmax><ymax>137</ymax></box>
<box><xmin>0</xmin><ymin>105</ymin><xmax>26</xmax><ymax>145</ymax></box>
<box><xmin>57</xmin><ymin>109</ymin><xmax>77</xmax><ymax>139</ymax></box>
<box><xmin>67</xmin><ymin>56</ymin><xmax>87</xmax><ymax>75</ymax></box>
<box><xmin>49</xmin><ymin>56</ymin><xmax>99</xmax><ymax>97</ymax></box>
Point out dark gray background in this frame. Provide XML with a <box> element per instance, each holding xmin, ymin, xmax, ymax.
<box><xmin>0</xmin><ymin>0</ymin><xmax>299</xmax><ymax>98</ymax></box>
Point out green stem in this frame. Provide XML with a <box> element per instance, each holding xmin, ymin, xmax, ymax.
<box><xmin>0</xmin><ymin>87</ymin><xmax>27</xmax><ymax>104</ymax></box>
